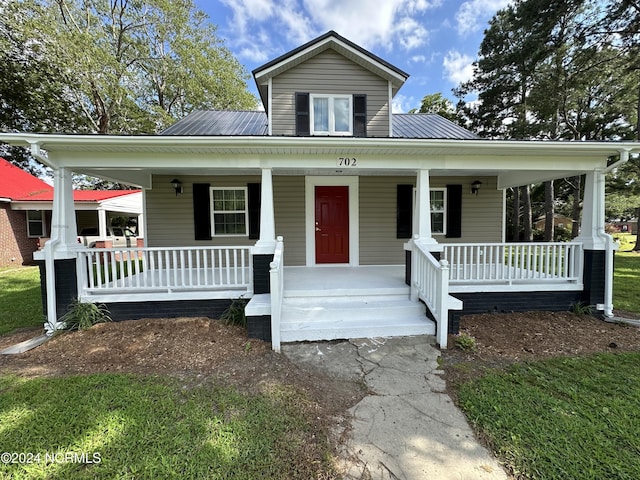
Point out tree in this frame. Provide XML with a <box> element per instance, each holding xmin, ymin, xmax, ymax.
<box><xmin>409</xmin><ymin>93</ymin><xmax>458</xmax><ymax>122</ymax></box>
<box><xmin>11</xmin><ymin>0</ymin><xmax>256</xmax><ymax>135</ymax></box>
<box><xmin>458</xmin><ymin>0</ymin><xmax>638</xmax><ymax>242</ymax></box>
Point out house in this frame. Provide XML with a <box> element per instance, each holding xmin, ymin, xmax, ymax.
<box><xmin>533</xmin><ymin>214</ymin><xmax>575</xmax><ymax>232</ymax></box>
<box><xmin>0</xmin><ymin>158</ymin><xmax>143</xmax><ymax>267</ymax></box>
<box><xmin>0</xmin><ymin>31</ymin><xmax>638</xmax><ymax>349</ymax></box>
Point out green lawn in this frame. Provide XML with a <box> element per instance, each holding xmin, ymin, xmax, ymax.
<box><xmin>0</xmin><ymin>267</ymin><xmax>43</xmax><ymax>335</ymax></box>
<box><xmin>613</xmin><ymin>252</ymin><xmax>640</xmax><ymax>314</ymax></box>
<box><xmin>0</xmin><ymin>374</ymin><xmax>332</xmax><ymax>479</ymax></box>
<box><xmin>459</xmin><ymin>353</ymin><xmax>640</xmax><ymax>480</ymax></box>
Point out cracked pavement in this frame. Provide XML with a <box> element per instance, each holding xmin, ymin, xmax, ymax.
<box><xmin>283</xmin><ymin>336</ymin><xmax>508</xmax><ymax>480</ymax></box>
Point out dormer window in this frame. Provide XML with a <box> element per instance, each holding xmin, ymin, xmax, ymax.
<box><xmin>311</xmin><ymin>94</ymin><xmax>352</xmax><ymax>135</ymax></box>
<box><xmin>295</xmin><ymin>92</ymin><xmax>367</xmax><ymax>137</ymax></box>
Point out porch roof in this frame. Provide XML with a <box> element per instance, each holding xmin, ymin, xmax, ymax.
<box><xmin>0</xmin><ymin>132</ymin><xmax>638</xmax><ymax>189</ymax></box>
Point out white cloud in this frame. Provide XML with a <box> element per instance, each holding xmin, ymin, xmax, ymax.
<box><xmin>392</xmin><ymin>93</ymin><xmax>414</xmax><ymax>113</ymax></box>
<box><xmin>223</xmin><ymin>0</ymin><xmax>443</xmax><ymax>62</ymax></box>
<box><xmin>455</xmin><ymin>0</ymin><xmax>511</xmax><ymax>36</ymax></box>
<box><xmin>443</xmin><ymin>50</ymin><xmax>474</xmax><ymax>84</ymax></box>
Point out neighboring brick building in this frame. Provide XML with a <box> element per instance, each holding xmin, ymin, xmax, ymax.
<box><xmin>0</xmin><ymin>158</ymin><xmax>142</xmax><ymax>267</ymax></box>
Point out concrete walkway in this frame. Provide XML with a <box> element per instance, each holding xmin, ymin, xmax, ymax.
<box><xmin>283</xmin><ymin>336</ymin><xmax>508</xmax><ymax>480</ymax></box>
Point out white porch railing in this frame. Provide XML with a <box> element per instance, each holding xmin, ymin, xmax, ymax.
<box><xmin>442</xmin><ymin>242</ymin><xmax>583</xmax><ymax>285</ymax></box>
<box><xmin>411</xmin><ymin>241</ymin><xmax>450</xmax><ymax>348</ymax></box>
<box><xmin>269</xmin><ymin>237</ymin><xmax>284</xmax><ymax>353</ymax></box>
<box><xmin>77</xmin><ymin>246</ymin><xmax>252</xmax><ymax>297</ymax></box>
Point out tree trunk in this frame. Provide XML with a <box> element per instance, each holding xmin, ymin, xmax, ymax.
<box><xmin>634</xmin><ymin>206</ymin><xmax>640</xmax><ymax>251</ymax></box>
<box><xmin>571</xmin><ymin>175</ymin><xmax>582</xmax><ymax>238</ymax></box>
<box><xmin>512</xmin><ymin>187</ymin><xmax>520</xmax><ymax>241</ymax></box>
<box><xmin>523</xmin><ymin>185</ymin><xmax>533</xmax><ymax>241</ymax></box>
<box><xmin>544</xmin><ymin>180</ymin><xmax>554</xmax><ymax>241</ymax></box>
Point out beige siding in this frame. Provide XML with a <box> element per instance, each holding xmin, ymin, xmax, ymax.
<box><xmin>359</xmin><ymin>176</ymin><xmax>504</xmax><ymax>265</ymax></box>
<box><xmin>273</xmin><ymin>176</ymin><xmax>306</xmax><ymax>266</ymax></box>
<box><xmin>359</xmin><ymin>176</ymin><xmax>414</xmax><ymax>265</ymax></box>
<box><xmin>431</xmin><ymin>176</ymin><xmax>504</xmax><ymax>245</ymax></box>
<box><xmin>146</xmin><ymin>175</ymin><xmax>260</xmax><ymax>248</ymax></box>
<box><xmin>146</xmin><ymin>174</ymin><xmax>503</xmax><ymax>267</ymax></box>
<box><xmin>271</xmin><ymin>49</ymin><xmax>390</xmax><ymax>137</ymax></box>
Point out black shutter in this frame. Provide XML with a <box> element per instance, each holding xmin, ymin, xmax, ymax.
<box><xmin>295</xmin><ymin>92</ymin><xmax>310</xmax><ymax>136</ymax></box>
<box><xmin>193</xmin><ymin>183</ymin><xmax>212</xmax><ymax>240</ymax></box>
<box><xmin>353</xmin><ymin>94</ymin><xmax>367</xmax><ymax>137</ymax></box>
<box><xmin>248</xmin><ymin>182</ymin><xmax>261</xmax><ymax>239</ymax></box>
<box><xmin>397</xmin><ymin>184</ymin><xmax>413</xmax><ymax>239</ymax></box>
<box><xmin>446</xmin><ymin>184</ymin><xmax>462</xmax><ymax>238</ymax></box>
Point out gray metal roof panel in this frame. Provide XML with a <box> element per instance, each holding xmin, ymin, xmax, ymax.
<box><xmin>392</xmin><ymin>114</ymin><xmax>479</xmax><ymax>140</ymax></box>
<box><xmin>161</xmin><ymin>111</ymin><xmax>268</xmax><ymax>136</ymax></box>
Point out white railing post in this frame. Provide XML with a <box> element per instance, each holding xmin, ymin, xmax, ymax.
<box><xmin>436</xmin><ymin>259</ymin><xmax>450</xmax><ymax>349</ymax></box>
<box><xmin>269</xmin><ymin>236</ymin><xmax>284</xmax><ymax>353</ymax></box>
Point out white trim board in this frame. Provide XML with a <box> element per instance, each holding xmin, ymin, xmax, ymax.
<box><xmin>305</xmin><ymin>176</ymin><xmax>359</xmax><ymax>266</ymax></box>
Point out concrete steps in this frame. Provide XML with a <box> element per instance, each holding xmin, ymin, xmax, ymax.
<box><xmin>280</xmin><ymin>292</ymin><xmax>435</xmax><ymax>342</ymax></box>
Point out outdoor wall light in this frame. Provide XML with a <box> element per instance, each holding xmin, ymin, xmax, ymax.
<box><xmin>471</xmin><ymin>180</ymin><xmax>482</xmax><ymax>196</ymax></box>
<box><xmin>170</xmin><ymin>179</ymin><xmax>183</xmax><ymax>195</ymax></box>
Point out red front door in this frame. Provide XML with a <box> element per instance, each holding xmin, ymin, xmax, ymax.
<box><xmin>315</xmin><ymin>186</ymin><xmax>349</xmax><ymax>264</ymax></box>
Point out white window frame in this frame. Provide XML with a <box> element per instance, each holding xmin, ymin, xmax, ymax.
<box><xmin>430</xmin><ymin>189</ymin><xmax>447</xmax><ymax>235</ymax></box>
<box><xmin>26</xmin><ymin>210</ymin><xmax>46</xmax><ymax>238</ymax></box>
<box><xmin>310</xmin><ymin>94</ymin><xmax>353</xmax><ymax>136</ymax></box>
<box><xmin>210</xmin><ymin>187</ymin><xmax>249</xmax><ymax>237</ymax></box>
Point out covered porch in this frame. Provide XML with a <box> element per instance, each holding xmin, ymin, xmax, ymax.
<box><xmin>1</xmin><ymin>134</ymin><xmax>630</xmax><ymax>348</ymax></box>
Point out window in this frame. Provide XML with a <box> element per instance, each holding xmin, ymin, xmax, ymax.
<box><xmin>310</xmin><ymin>94</ymin><xmax>352</xmax><ymax>135</ymax></box>
<box><xmin>27</xmin><ymin>210</ymin><xmax>45</xmax><ymax>238</ymax></box>
<box><xmin>210</xmin><ymin>187</ymin><xmax>248</xmax><ymax>236</ymax></box>
<box><xmin>430</xmin><ymin>189</ymin><xmax>446</xmax><ymax>234</ymax></box>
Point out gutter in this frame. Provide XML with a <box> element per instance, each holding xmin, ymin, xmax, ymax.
<box><xmin>599</xmin><ymin>149</ymin><xmax>631</xmax><ymax>318</ymax></box>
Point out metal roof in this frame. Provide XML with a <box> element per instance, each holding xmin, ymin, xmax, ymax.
<box><xmin>161</xmin><ymin>110</ymin><xmax>268</xmax><ymax>136</ymax></box>
<box><xmin>162</xmin><ymin>111</ymin><xmax>479</xmax><ymax>140</ymax></box>
<box><xmin>392</xmin><ymin>114</ymin><xmax>479</xmax><ymax>140</ymax></box>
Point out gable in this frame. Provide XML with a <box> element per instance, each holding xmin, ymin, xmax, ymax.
<box><xmin>253</xmin><ymin>31</ymin><xmax>408</xmax><ymax>111</ymax></box>
<box><xmin>271</xmin><ymin>49</ymin><xmax>391</xmax><ymax>137</ymax></box>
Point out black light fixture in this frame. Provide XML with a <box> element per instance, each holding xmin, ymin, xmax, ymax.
<box><xmin>170</xmin><ymin>178</ymin><xmax>183</xmax><ymax>196</ymax></box>
<box><xmin>471</xmin><ymin>180</ymin><xmax>482</xmax><ymax>196</ymax></box>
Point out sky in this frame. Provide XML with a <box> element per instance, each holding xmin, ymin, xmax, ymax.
<box><xmin>194</xmin><ymin>0</ymin><xmax>512</xmax><ymax>113</ymax></box>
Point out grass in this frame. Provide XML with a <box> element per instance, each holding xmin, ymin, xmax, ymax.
<box><xmin>0</xmin><ymin>267</ymin><xmax>43</xmax><ymax>335</ymax></box>
<box><xmin>0</xmin><ymin>374</ymin><xmax>332</xmax><ymax>479</ymax></box>
<box><xmin>458</xmin><ymin>353</ymin><xmax>640</xmax><ymax>480</ymax></box>
<box><xmin>613</xmin><ymin>251</ymin><xmax>640</xmax><ymax>314</ymax></box>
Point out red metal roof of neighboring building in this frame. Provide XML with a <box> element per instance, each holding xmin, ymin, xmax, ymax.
<box><xmin>0</xmin><ymin>158</ymin><xmax>139</xmax><ymax>202</ymax></box>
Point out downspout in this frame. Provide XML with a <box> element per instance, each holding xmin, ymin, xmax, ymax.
<box><xmin>599</xmin><ymin>150</ymin><xmax>630</xmax><ymax>318</ymax></box>
<box><xmin>30</xmin><ymin>142</ymin><xmax>63</xmax><ymax>334</ymax></box>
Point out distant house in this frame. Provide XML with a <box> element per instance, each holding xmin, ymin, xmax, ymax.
<box><xmin>607</xmin><ymin>219</ymin><xmax>637</xmax><ymax>235</ymax></box>
<box><xmin>1</xmin><ymin>32</ymin><xmax>638</xmax><ymax>349</ymax></box>
<box><xmin>534</xmin><ymin>214</ymin><xmax>575</xmax><ymax>231</ymax></box>
<box><xmin>0</xmin><ymin>158</ymin><xmax>142</xmax><ymax>267</ymax></box>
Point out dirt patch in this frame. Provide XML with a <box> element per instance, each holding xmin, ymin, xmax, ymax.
<box><xmin>441</xmin><ymin>311</ymin><xmax>640</xmax><ymax>402</ymax></box>
<box><xmin>0</xmin><ymin>317</ymin><xmax>365</xmax><ymax>408</ymax></box>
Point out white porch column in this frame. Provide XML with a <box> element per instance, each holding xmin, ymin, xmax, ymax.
<box><xmin>414</xmin><ymin>169</ymin><xmax>438</xmax><ymax>246</ymax></box>
<box><xmin>254</xmin><ymin>168</ymin><xmax>276</xmax><ymax>252</ymax></box>
<box><xmin>33</xmin><ymin>166</ymin><xmax>80</xmax><ymax>335</ymax></box>
<box><xmin>98</xmin><ymin>208</ymin><xmax>108</xmax><ymax>237</ymax></box>
<box><xmin>575</xmin><ymin>169</ymin><xmax>607</xmax><ymax>250</ymax></box>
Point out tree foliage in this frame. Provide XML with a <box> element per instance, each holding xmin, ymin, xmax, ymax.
<box><xmin>409</xmin><ymin>93</ymin><xmax>458</xmax><ymax>122</ymax></box>
<box><xmin>2</xmin><ymin>0</ymin><xmax>256</xmax><ymax>136</ymax></box>
<box><xmin>452</xmin><ymin>0</ymin><xmax>639</xmax><ymax>242</ymax></box>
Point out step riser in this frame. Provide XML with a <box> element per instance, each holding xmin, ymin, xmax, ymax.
<box><xmin>281</xmin><ymin>305</ymin><xmax>426</xmax><ymax>323</ymax></box>
<box><xmin>281</xmin><ymin>324</ymin><xmax>435</xmax><ymax>342</ymax></box>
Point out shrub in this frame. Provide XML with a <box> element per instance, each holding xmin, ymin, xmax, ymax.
<box><xmin>455</xmin><ymin>332</ymin><xmax>477</xmax><ymax>352</ymax></box>
<box><xmin>220</xmin><ymin>297</ymin><xmax>247</xmax><ymax>327</ymax></box>
<box><xmin>60</xmin><ymin>299</ymin><xmax>112</xmax><ymax>331</ymax></box>
<box><xmin>570</xmin><ymin>301</ymin><xmax>592</xmax><ymax>317</ymax></box>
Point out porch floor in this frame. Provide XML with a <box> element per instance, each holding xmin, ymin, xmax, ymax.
<box><xmin>283</xmin><ymin>265</ymin><xmax>408</xmax><ymax>296</ymax></box>
<box><xmin>278</xmin><ymin>265</ymin><xmax>435</xmax><ymax>342</ymax></box>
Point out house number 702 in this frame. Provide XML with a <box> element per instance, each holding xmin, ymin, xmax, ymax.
<box><xmin>337</xmin><ymin>157</ymin><xmax>357</xmax><ymax>167</ymax></box>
